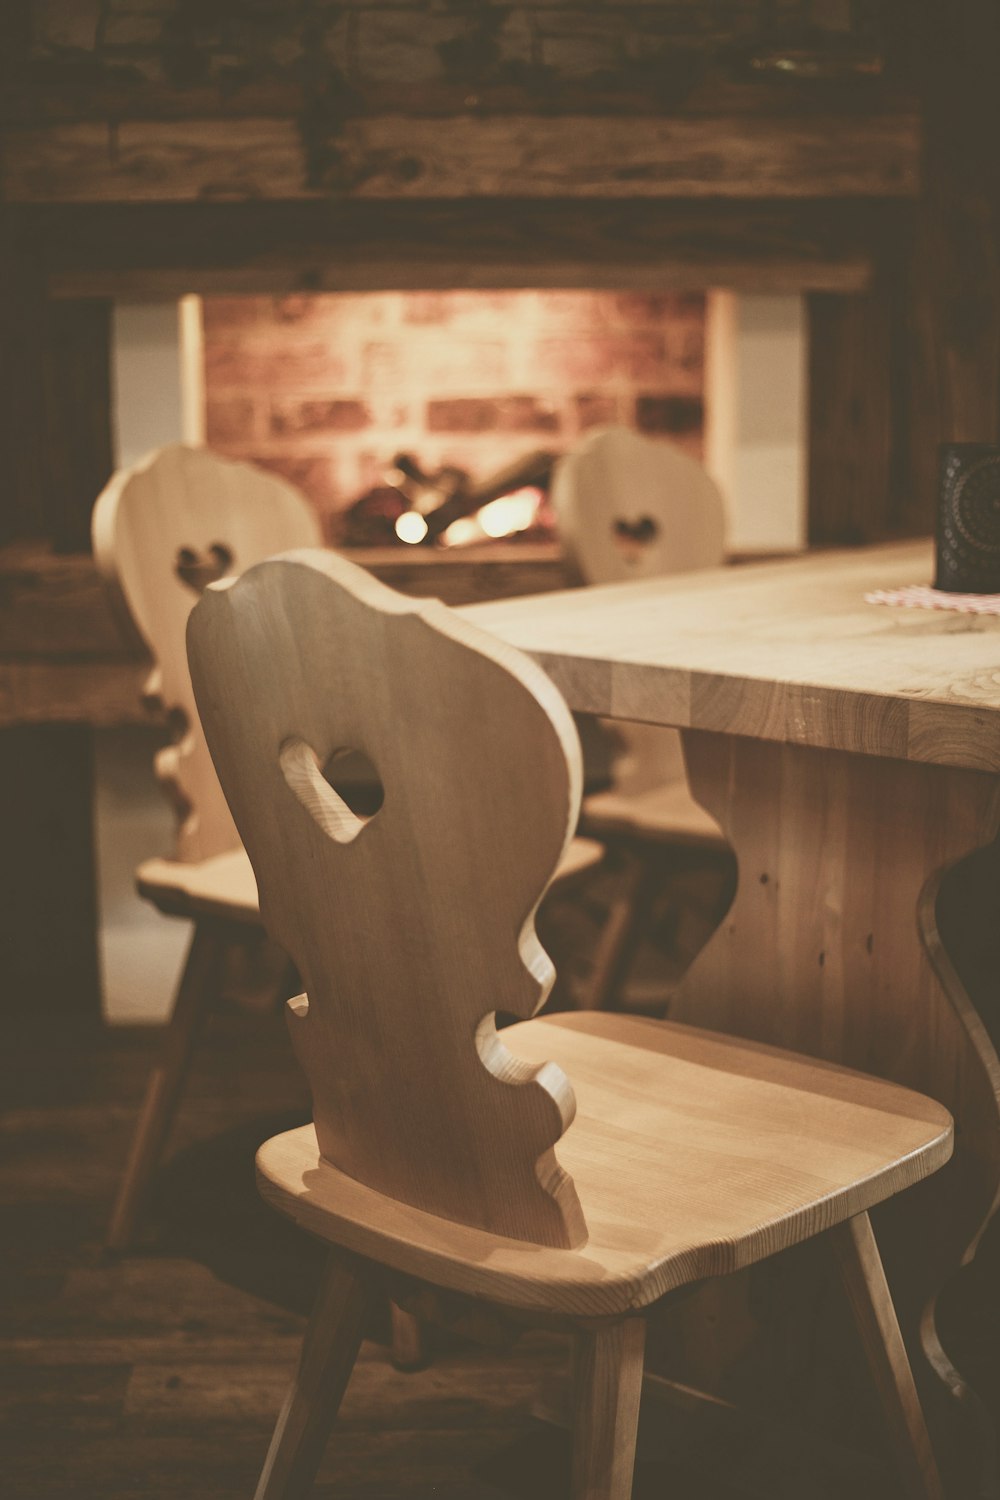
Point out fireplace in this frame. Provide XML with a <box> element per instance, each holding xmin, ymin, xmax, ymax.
<box><xmin>199</xmin><ymin>288</ymin><xmax>706</xmax><ymax>547</ymax></box>
<box><xmin>113</xmin><ymin>287</ymin><xmax>805</xmax><ymax>560</ymax></box>
<box><xmin>0</xmin><ymin>0</ymin><xmax>989</xmax><ymax>1064</ymax></box>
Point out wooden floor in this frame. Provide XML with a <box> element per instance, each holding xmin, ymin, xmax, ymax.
<box><xmin>4</xmin><ymin>982</ymin><xmax>999</xmax><ymax>1498</ymax></box>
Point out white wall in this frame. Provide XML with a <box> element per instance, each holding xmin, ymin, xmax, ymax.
<box><xmin>705</xmin><ymin>292</ymin><xmax>807</xmax><ymax>554</ymax></box>
<box><xmin>112</xmin><ymin>298</ymin><xmax>203</xmax><ymax>466</ymax></box>
<box><xmin>97</xmin><ymin>299</ymin><xmax>203</xmax><ymax>1023</ymax></box>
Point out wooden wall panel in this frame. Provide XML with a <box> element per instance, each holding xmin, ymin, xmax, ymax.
<box><xmin>42</xmin><ymin>299</ymin><xmax>114</xmax><ymax>551</ymax></box>
<box><xmin>807</xmin><ymin>1</ymin><xmax>1000</xmax><ymax>546</ymax></box>
<box><xmin>0</xmin><ymin>726</ymin><xmax>102</xmax><ymax>1022</ymax></box>
<box><xmin>0</xmin><ymin>215</ymin><xmax>113</xmax><ymax>550</ymax></box>
<box><xmin>893</xmin><ymin>0</ymin><xmax>1000</xmax><ymax>535</ymax></box>
<box><xmin>806</xmin><ymin>286</ymin><xmax>895</xmax><ymax>547</ymax></box>
<box><xmin>0</xmin><ymin>216</ymin><xmax>51</xmax><ymax>547</ymax></box>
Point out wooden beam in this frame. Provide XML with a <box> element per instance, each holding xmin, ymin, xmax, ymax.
<box><xmin>2</xmin><ymin>113</ymin><xmax>921</xmax><ymax>205</ymax></box>
<box><xmin>30</xmin><ymin>199</ymin><xmax>886</xmax><ymax>301</ymax></box>
<box><xmin>0</xmin><ymin>661</ymin><xmax>151</xmax><ymax>729</ymax></box>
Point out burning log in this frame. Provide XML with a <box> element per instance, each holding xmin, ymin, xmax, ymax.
<box><xmin>338</xmin><ymin>449</ymin><xmax>557</xmax><ymax>548</ymax></box>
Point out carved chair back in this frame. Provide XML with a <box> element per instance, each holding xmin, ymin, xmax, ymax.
<box><xmin>187</xmin><ymin>548</ymin><xmax>587</xmax><ymax>1248</ymax></box>
<box><xmin>553</xmin><ymin>426</ymin><xmax>726</xmax><ymax>792</ymax></box>
<box><xmin>552</xmin><ymin>425</ymin><xmax>726</xmax><ymax>587</ymax></box>
<box><xmin>93</xmin><ymin>445</ymin><xmax>322</xmax><ymax>863</ymax></box>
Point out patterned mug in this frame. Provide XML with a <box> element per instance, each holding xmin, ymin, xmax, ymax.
<box><xmin>935</xmin><ymin>443</ymin><xmax>1000</xmax><ymax>594</ymax></box>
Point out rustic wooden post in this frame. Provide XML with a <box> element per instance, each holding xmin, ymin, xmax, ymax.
<box><xmin>807</xmin><ymin>0</ymin><xmax>1000</xmax><ymax>548</ymax></box>
<box><xmin>0</xmin><ymin>204</ymin><xmax>113</xmax><ymax>1021</ymax></box>
<box><xmin>806</xmin><ymin>276</ymin><xmax>896</xmax><ymax>546</ymax></box>
<box><xmin>893</xmin><ymin>0</ymin><xmax>1000</xmax><ymax>529</ymax></box>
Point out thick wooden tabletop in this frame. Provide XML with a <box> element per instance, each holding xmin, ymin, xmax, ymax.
<box><xmin>465</xmin><ymin>539</ymin><xmax>1000</xmax><ymax>773</ymax></box>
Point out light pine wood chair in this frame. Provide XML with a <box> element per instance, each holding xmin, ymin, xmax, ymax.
<box><xmin>93</xmin><ymin>445</ymin><xmax>323</xmax><ymax>1254</ymax></box>
<box><xmin>94</xmin><ymin>445</ymin><xmax>601</xmax><ymax>1273</ymax></box>
<box><xmin>552</xmin><ymin>426</ymin><xmax>732</xmax><ymax>1011</ymax></box>
<box><xmin>188</xmin><ymin>546</ymin><xmax>951</xmax><ymax>1500</ymax></box>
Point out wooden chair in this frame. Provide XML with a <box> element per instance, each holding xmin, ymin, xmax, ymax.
<box><xmin>552</xmin><ymin>426</ymin><xmax>732</xmax><ymax>1010</ymax></box>
<box><xmin>94</xmin><ymin>444</ymin><xmax>601</xmax><ymax>1267</ymax></box>
<box><xmin>93</xmin><ymin>445</ymin><xmax>322</xmax><ymax>1252</ymax></box>
<box><xmin>187</xmin><ymin>546</ymin><xmax>951</xmax><ymax>1500</ymax></box>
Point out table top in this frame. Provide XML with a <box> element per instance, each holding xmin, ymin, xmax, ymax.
<box><xmin>465</xmin><ymin>539</ymin><xmax>1000</xmax><ymax>773</ymax></box>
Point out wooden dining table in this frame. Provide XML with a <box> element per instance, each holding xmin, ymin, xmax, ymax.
<box><xmin>465</xmin><ymin>537</ymin><xmax>1000</xmax><ymax>1494</ymax></box>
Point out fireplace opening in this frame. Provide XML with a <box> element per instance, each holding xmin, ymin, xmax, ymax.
<box><xmin>199</xmin><ymin>290</ymin><xmax>707</xmax><ymax>550</ymax></box>
<box><xmin>114</xmin><ymin>288</ymin><xmax>806</xmax><ymax>564</ymax></box>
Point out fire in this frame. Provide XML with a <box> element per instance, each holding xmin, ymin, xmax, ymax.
<box><xmin>394</xmin><ymin>511</ymin><xmax>429</xmax><ymax>545</ymax></box>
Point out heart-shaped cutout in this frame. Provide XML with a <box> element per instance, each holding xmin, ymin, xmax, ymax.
<box><xmin>175</xmin><ymin>542</ymin><xmax>235</xmax><ymax>594</ymax></box>
<box><xmin>612</xmin><ymin>516</ymin><xmax>658</xmax><ymax>546</ymax></box>
<box><xmin>280</xmin><ymin>738</ymin><xmax>383</xmax><ymax>845</ymax></box>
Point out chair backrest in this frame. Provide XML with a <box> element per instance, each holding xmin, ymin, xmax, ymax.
<box><xmin>187</xmin><ymin>548</ymin><xmax>588</xmax><ymax>1249</ymax></box>
<box><xmin>553</xmin><ymin>425</ymin><xmax>726</xmax><ymax>586</ymax></box>
<box><xmin>553</xmin><ymin>427</ymin><xmax>726</xmax><ymax>793</ymax></box>
<box><xmin>93</xmin><ymin>445</ymin><xmax>322</xmax><ymax>863</ymax></box>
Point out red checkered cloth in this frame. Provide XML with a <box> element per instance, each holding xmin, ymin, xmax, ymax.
<box><xmin>864</xmin><ymin>584</ymin><xmax>1000</xmax><ymax>616</ymax></box>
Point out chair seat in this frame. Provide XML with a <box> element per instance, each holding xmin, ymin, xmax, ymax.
<box><xmin>554</xmin><ymin>834</ymin><xmax>605</xmax><ymax>883</ymax></box>
<box><xmin>256</xmin><ymin>1010</ymin><xmax>951</xmax><ymax>1320</ymax></box>
<box><xmin>581</xmin><ymin>777</ymin><xmax>726</xmax><ymax>850</ymax></box>
<box><xmin>137</xmin><ymin>848</ymin><xmax>261</xmax><ymax>924</ymax></box>
<box><xmin>137</xmin><ymin>836</ymin><xmax>605</xmax><ymax>925</ymax></box>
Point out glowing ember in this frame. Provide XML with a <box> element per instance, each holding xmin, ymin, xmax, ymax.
<box><xmin>478</xmin><ymin>488</ymin><xmax>541</xmax><ymax>538</ymax></box>
<box><xmin>440</xmin><ymin>517</ymin><xmax>482</xmax><ymax>548</ymax></box>
<box><xmin>394</xmin><ymin>511</ymin><xmax>429</xmax><ymax>544</ymax></box>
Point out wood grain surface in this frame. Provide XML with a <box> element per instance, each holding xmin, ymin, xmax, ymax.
<box><xmin>257</xmin><ymin>1009</ymin><xmax>951</xmax><ymax>1318</ymax></box>
<box><xmin>33</xmin><ymin>201</ymin><xmax>880</xmax><ymax>302</ymax></box>
<box><xmin>468</xmin><ymin>540</ymin><xmax>1000</xmax><ymax>772</ymax></box>
<box><xmin>671</xmin><ymin>732</ymin><xmax>1000</xmax><ymax>1420</ymax></box>
<box><xmin>188</xmin><ymin>548</ymin><xmax>589</xmax><ymax>1248</ymax></box>
<box><xmin>3</xmin><ymin>114</ymin><xmax>920</xmax><ymax>205</ymax></box>
<box><xmin>93</xmin><ymin>445</ymin><xmax>323</xmax><ymax>862</ymax></box>
<box><xmin>11</xmin><ymin>1006</ymin><xmax>958</xmax><ymax>1500</ymax></box>
<box><xmin>470</xmin><ymin>539</ymin><xmax>1000</xmax><ymax>1483</ymax></box>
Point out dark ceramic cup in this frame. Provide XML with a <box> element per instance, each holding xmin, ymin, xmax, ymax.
<box><xmin>935</xmin><ymin>443</ymin><xmax>1000</xmax><ymax>593</ymax></box>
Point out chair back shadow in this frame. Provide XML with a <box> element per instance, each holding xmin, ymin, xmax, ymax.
<box><xmin>93</xmin><ymin>444</ymin><xmax>322</xmax><ymax>864</ymax></box>
<box><xmin>553</xmin><ymin>425</ymin><xmax>726</xmax><ymax>791</ymax></box>
<box><xmin>188</xmin><ymin>548</ymin><xmax>588</xmax><ymax>1248</ymax></box>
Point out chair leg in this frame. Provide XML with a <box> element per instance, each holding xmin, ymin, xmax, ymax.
<box><xmin>830</xmin><ymin>1213</ymin><xmax>944</xmax><ymax>1500</ymax></box>
<box><xmin>572</xmin><ymin>1317</ymin><xmax>645</xmax><ymax>1500</ymax></box>
<box><xmin>389</xmin><ymin>1303</ymin><xmax>427</xmax><ymax>1371</ymax></box>
<box><xmin>254</xmin><ymin>1253</ymin><xmax>368</xmax><ymax>1500</ymax></box>
<box><xmin>581</xmin><ymin>855</ymin><xmax>654</xmax><ymax>1012</ymax></box>
<box><xmin>105</xmin><ymin>922</ymin><xmax>226</xmax><ymax>1251</ymax></box>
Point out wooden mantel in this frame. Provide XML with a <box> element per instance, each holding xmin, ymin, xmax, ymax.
<box><xmin>2</xmin><ymin>112</ymin><xmax>920</xmax><ymax>205</ymax></box>
<box><xmin>1</xmin><ymin>5</ymin><xmax>922</xmax><ymax>299</ymax></box>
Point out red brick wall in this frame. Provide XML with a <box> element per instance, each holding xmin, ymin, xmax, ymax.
<box><xmin>202</xmin><ymin>290</ymin><xmax>705</xmax><ymax>537</ymax></box>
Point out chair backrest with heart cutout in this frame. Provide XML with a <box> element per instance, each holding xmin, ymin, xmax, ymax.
<box><xmin>93</xmin><ymin>445</ymin><xmax>322</xmax><ymax>863</ymax></box>
<box><xmin>552</xmin><ymin>425</ymin><xmax>725</xmax><ymax>586</ymax></box>
<box><xmin>187</xmin><ymin>548</ymin><xmax>587</xmax><ymax>1247</ymax></box>
<box><xmin>553</xmin><ymin>426</ymin><xmax>726</xmax><ymax>793</ymax></box>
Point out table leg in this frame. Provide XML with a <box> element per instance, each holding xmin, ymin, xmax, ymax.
<box><xmin>673</xmin><ymin>730</ymin><xmax>1000</xmax><ymax>1493</ymax></box>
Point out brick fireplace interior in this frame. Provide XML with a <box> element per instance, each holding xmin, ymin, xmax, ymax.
<box><xmin>200</xmin><ymin>289</ymin><xmax>707</xmax><ymax>544</ymax></box>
